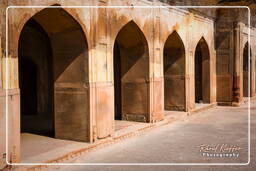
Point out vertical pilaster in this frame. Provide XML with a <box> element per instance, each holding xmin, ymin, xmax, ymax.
<box><xmin>186</xmin><ymin>13</ymin><xmax>195</xmax><ymax>111</ymax></box>
<box><xmin>1</xmin><ymin>57</ymin><xmax>20</xmax><ymax>164</ymax></box>
<box><xmin>90</xmin><ymin>1</ymin><xmax>114</xmax><ymax>141</ymax></box>
<box><xmin>251</xmin><ymin>32</ymin><xmax>256</xmax><ymax>96</ymax></box>
<box><xmin>210</xmin><ymin>49</ymin><xmax>217</xmax><ymax>103</ymax></box>
<box><xmin>150</xmin><ymin>6</ymin><xmax>164</xmax><ymax>122</ymax></box>
<box><xmin>2</xmin><ymin>10</ymin><xmax>20</xmax><ymax>160</ymax></box>
<box><xmin>232</xmin><ymin>23</ymin><xmax>243</xmax><ymax>105</ymax></box>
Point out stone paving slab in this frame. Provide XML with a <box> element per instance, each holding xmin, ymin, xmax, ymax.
<box><xmin>21</xmin><ymin>133</ymin><xmax>90</xmax><ymax>163</ymax></box>
<box><xmin>41</xmin><ymin>100</ymin><xmax>253</xmax><ymax>171</ymax></box>
<box><xmin>16</xmin><ymin>110</ymin><xmax>188</xmax><ymax>171</ymax></box>
<box><xmin>12</xmin><ymin>98</ymin><xmax>254</xmax><ymax>171</ymax></box>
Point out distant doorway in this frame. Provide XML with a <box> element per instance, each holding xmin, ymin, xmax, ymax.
<box><xmin>194</xmin><ymin>37</ymin><xmax>210</xmax><ymax>104</ymax></box>
<box><xmin>243</xmin><ymin>42</ymin><xmax>252</xmax><ymax>97</ymax></box>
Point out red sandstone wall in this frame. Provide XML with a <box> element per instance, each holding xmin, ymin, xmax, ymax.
<box><xmin>0</xmin><ymin>0</ymin><xmax>219</xmax><ymax>167</ymax></box>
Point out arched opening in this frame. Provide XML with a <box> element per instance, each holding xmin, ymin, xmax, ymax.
<box><xmin>19</xmin><ymin>18</ymin><xmax>54</xmax><ymax>137</ymax></box>
<box><xmin>243</xmin><ymin>42</ymin><xmax>252</xmax><ymax>97</ymax></box>
<box><xmin>163</xmin><ymin>31</ymin><xmax>186</xmax><ymax>111</ymax></box>
<box><xmin>194</xmin><ymin>37</ymin><xmax>210</xmax><ymax>104</ymax></box>
<box><xmin>19</xmin><ymin>7</ymin><xmax>89</xmax><ymax>143</ymax></box>
<box><xmin>113</xmin><ymin>21</ymin><xmax>149</xmax><ymax>124</ymax></box>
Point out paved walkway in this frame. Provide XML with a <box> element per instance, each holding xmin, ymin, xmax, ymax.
<box><xmin>20</xmin><ymin>109</ymin><xmax>187</xmax><ymax>166</ymax></box>
<box><xmin>39</xmin><ymin>100</ymin><xmax>256</xmax><ymax>171</ymax></box>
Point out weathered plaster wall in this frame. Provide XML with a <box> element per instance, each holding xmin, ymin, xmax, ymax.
<box><xmin>239</xmin><ymin>24</ymin><xmax>256</xmax><ymax>98</ymax></box>
<box><xmin>0</xmin><ymin>0</ymin><xmax>254</xmax><ymax>169</ymax></box>
<box><xmin>0</xmin><ymin>0</ymin><xmax>217</xmax><ymax>167</ymax></box>
<box><xmin>215</xmin><ymin>9</ymin><xmax>256</xmax><ymax>105</ymax></box>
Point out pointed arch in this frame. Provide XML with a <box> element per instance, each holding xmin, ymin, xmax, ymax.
<box><xmin>114</xmin><ymin>20</ymin><xmax>149</xmax><ymax>46</ymax></box>
<box><xmin>15</xmin><ymin>5</ymin><xmax>89</xmax><ymax>55</ymax></box>
<box><xmin>113</xmin><ymin>20</ymin><xmax>149</xmax><ymax>123</ymax></box>
<box><xmin>163</xmin><ymin>31</ymin><xmax>186</xmax><ymax>111</ymax></box>
<box><xmin>195</xmin><ymin>37</ymin><xmax>210</xmax><ymax>103</ymax></box>
<box><xmin>18</xmin><ymin>6</ymin><xmax>90</xmax><ymax>144</ymax></box>
<box><xmin>115</xmin><ymin>20</ymin><xmax>148</xmax><ymax>50</ymax></box>
<box><xmin>164</xmin><ymin>31</ymin><xmax>185</xmax><ymax>52</ymax></box>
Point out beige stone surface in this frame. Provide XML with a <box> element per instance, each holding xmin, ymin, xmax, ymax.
<box><xmin>0</xmin><ymin>0</ymin><xmax>255</xmax><ymax>170</ymax></box>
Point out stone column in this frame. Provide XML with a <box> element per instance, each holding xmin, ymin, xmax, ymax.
<box><xmin>251</xmin><ymin>34</ymin><xmax>256</xmax><ymax>96</ymax></box>
<box><xmin>186</xmin><ymin>13</ymin><xmax>195</xmax><ymax>111</ymax></box>
<box><xmin>0</xmin><ymin>6</ymin><xmax>21</xmax><ymax>165</ymax></box>
<box><xmin>232</xmin><ymin>23</ymin><xmax>243</xmax><ymax>105</ymax></box>
<box><xmin>186</xmin><ymin>49</ymin><xmax>195</xmax><ymax>111</ymax></box>
<box><xmin>90</xmin><ymin>4</ymin><xmax>114</xmax><ymax>142</ymax></box>
<box><xmin>210</xmin><ymin>49</ymin><xmax>217</xmax><ymax>104</ymax></box>
<box><xmin>0</xmin><ymin>42</ymin><xmax>6</xmax><ymax>169</ymax></box>
<box><xmin>1</xmin><ymin>57</ymin><xmax>20</xmax><ymax>165</ymax></box>
<box><xmin>149</xmin><ymin>7</ymin><xmax>164</xmax><ymax>122</ymax></box>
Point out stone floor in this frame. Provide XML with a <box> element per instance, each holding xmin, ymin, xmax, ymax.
<box><xmin>114</xmin><ymin>120</ymin><xmax>141</xmax><ymax>131</ymax></box>
<box><xmin>19</xmin><ymin>110</ymin><xmax>187</xmax><ymax>166</ymax></box>
<box><xmin>21</xmin><ymin>133</ymin><xmax>89</xmax><ymax>163</ymax></box>
<box><xmin>17</xmin><ymin>100</ymin><xmax>256</xmax><ymax>171</ymax></box>
<box><xmin>40</xmin><ymin>100</ymin><xmax>255</xmax><ymax>171</ymax></box>
<box><xmin>192</xmin><ymin>103</ymin><xmax>216</xmax><ymax>114</ymax></box>
<box><xmin>20</xmin><ymin>120</ymin><xmax>144</xmax><ymax>163</ymax></box>
<box><xmin>195</xmin><ymin>103</ymin><xmax>211</xmax><ymax>109</ymax></box>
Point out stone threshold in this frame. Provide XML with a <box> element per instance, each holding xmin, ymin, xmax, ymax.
<box><xmin>190</xmin><ymin>102</ymin><xmax>217</xmax><ymax>115</ymax></box>
<box><xmin>243</xmin><ymin>96</ymin><xmax>256</xmax><ymax>103</ymax></box>
<box><xmin>216</xmin><ymin>96</ymin><xmax>256</xmax><ymax>107</ymax></box>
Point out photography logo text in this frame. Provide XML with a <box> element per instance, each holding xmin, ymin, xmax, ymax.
<box><xmin>197</xmin><ymin>144</ymin><xmax>242</xmax><ymax>158</ymax></box>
